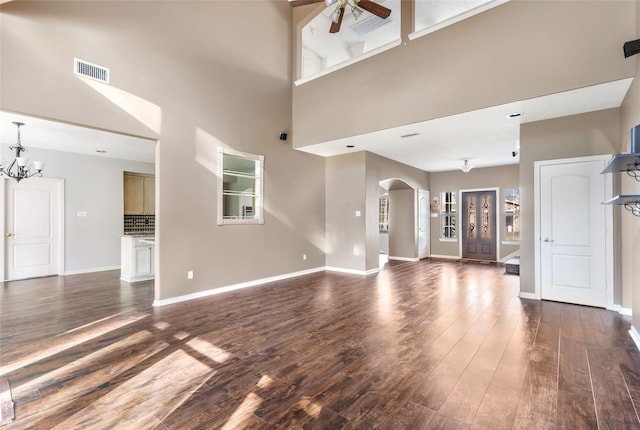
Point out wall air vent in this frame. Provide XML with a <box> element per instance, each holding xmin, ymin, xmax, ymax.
<box><xmin>74</xmin><ymin>58</ymin><xmax>110</xmax><ymax>84</ymax></box>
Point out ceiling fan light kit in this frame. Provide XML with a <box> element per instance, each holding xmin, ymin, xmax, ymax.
<box><xmin>327</xmin><ymin>0</ymin><xmax>364</xmax><ymax>23</ymax></box>
<box><xmin>330</xmin><ymin>7</ymin><xmax>342</xmax><ymax>23</ymax></box>
<box><xmin>291</xmin><ymin>0</ymin><xmax>391</xmax><ymax>33</ymax></box>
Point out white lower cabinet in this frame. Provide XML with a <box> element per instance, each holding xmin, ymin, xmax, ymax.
<box><xmin>121</xmin><ymin>236</ymin><xmax>155</xmax><ymax>282</ymax></box>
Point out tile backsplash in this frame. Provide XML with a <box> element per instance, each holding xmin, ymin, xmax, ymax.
<box><xmin>124</xmin><ymin>215</ymin><xmax>155</xmax><ymax>235</ymax></box>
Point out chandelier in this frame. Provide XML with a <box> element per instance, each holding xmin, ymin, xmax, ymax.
<box><xmin>1</xmin><ymin>122</ymin><xmax>45</xmax><ymax>182</ymax></box>
<box><xmin>459</xmin><ymin>159</ymin><xmax>474</xmax><ymax>173</ymax></box>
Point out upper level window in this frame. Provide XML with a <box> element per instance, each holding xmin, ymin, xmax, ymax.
<box><xmin>440</xmin><ymin>191</ymin><xmax>457</xmax><ymax>239</ymax></box>
<box><xmin>217</xmin><ymin>148</ymin><xmax>264</xmax><ymax>225</ymax></box>
<box><xmin>411</xmin><ymin>0</ymin><xmax>509</xmax><ymax>41</ymax></box>
<box><xmin>298</xmin><ymin>0</ymin><xmax>401</xmax><ymax>83</ymax></box>
<box><xmin>504</xmin><ymin>188</ymin><xmax>520</xmax><ymax>241</ymax></box>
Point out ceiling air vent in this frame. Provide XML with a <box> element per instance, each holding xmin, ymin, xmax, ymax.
<box><xmin>74</xmin><ymin>58</ymin><xmax>110</xmax><ymax>84</ymax></box>
<box><xmin>349</xmin><ymin>15</ymin><xmax>391</xmax><ymax>37</ymax></box>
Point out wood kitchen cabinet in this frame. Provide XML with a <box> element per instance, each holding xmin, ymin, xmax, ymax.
<box><xmin>124</xmin><ymin>173</ymin><xmax>155</xmax><ymax>215</ymax></box>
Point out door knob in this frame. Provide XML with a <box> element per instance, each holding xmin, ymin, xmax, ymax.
<box><xmin>5</xmin><ymin>233</ymin><xmax>12</xmax><ymax>237</ymax></box>
<box><xmin>543</xmin><ymin>237</ymin><xmax>554</xmax><ymax>243</ymax></box>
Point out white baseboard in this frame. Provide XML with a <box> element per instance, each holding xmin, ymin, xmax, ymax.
<box><xmin>630</xmin><ymin>326</ymin><xmax>640</xmax><ymax>352</ymax></box>
<box><xmin>519</xmin><ymin>292</ymin><xmax>539</xmax><ymax>300</ymax></box>
<box><xmin>388</xmin><ymin>256</ymin><xmax>419</xmax><ymax>262</ymax></box>
<box><xmin>325</xmin><ymin>266</ymin><xmax>380</xmax><ymax>276</ymax></box>
<box><xmin>153</xmin><ymin>267</ymin><xmax>325</xmax><ymax>307</ymax></box>
<box><xmin>619</xmin><ymin>307</ymin><xmax>633</xmax><ymax>316</ymax></box>
<box><xmin>429</xmin><ymin>254</ymin><xmax>460</xmax><ymax>260</ymax></box>
<box><xmin>64</xmin><ymin>265</ymin><xmax>120</xmax><ymax>276</ymax></box>
<box><xmin>607</xmin><ymin>304</ymin><xmax>633</xmax><ymax>316</ymax></box>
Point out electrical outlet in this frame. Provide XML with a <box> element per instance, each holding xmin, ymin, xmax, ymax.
<box><xmin>303</xmin><ymin>254</ymin><xmax>307</xmax><ymax>261</ymax></box>
<box><xmin>187</xmin><ymin>270</ymin><xmax>193</xmax><ymax>279</ymax></box>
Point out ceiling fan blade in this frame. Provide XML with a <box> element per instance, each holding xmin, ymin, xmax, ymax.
<box><xmin>357</xmin><ymin>0</ymin><xmax>391</xmax><ymax>19</ymax></box>
<box><xmin>329</xmin><ymin>7</ymin><xmax>345</xmax><ymax>33</ymax></box>
<box><xmin>288</xmin><ymin>0</ymin><xmax>325</xmax><ymax>6</ymax></box>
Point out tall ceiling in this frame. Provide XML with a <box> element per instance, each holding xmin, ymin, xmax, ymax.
<box><xmin>292</xmin><ymin>0</ymin><xmax>636</xmax><ymax>172</ymax></box>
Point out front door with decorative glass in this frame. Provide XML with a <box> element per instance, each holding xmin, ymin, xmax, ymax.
<box><xmin>461</xmin><ymin>190</ymin><xmax>497</xmax><ymax>261</ymax></box>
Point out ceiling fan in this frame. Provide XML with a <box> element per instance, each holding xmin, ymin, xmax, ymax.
<box><xmin>289</xmin><ymin>0</ymin><xmax>391</xmax><ymax>34</ymax></box>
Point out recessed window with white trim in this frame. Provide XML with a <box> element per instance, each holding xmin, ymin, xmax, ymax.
<box><xmin>297</xmin><ymin>0</ymin><xmax>401</xmax><ymax>83</ymax></box>
<box><xmin>410</xmin><ymin>0</ymin><xmax>509</xmax><ymax>41</ymax></box>
<box><xmin>440</xmin><ymin>191</ymin><xmax>457</xmax><ymax>240</ymax></box>
<box><xmin>217</xmin><ymin>147</ymin><xmax>264</xmax><ymax>225</ymax></box>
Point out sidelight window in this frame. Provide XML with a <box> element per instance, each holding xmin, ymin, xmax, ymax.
<box><xmin>379</xmin><ymin>195</ymin><xmax>389</xmax><ymax>233</ymax></box>
<box><xmin>440</xmin><ymin>191</ymin><xmax>457</xmax><ymax>239</ymax></box>
<box><xmin>504</xmin><ymin>188</ymin><xmax>520</xmax><ymax>241</ymax></box>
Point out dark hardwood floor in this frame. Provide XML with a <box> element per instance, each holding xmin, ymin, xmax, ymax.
<box><xmin>1</xmin><ymin>260</ymin><xmax>640</xmax><ymax>429</ymax></box>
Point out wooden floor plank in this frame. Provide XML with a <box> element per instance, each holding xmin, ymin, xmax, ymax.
<box><xmin>0</xmin><ymin>378</ymin><xmax>15</xmax><ymax>425</ymax></box>
<box><xmin>1</xmin><ymin>262</ymin><xmax>639</xmax><ymax>429</ymax></box>
<box><xmin>511</xmin><ymin>301</ymin><xmax>562</xmax><ymax>430</ymax></box>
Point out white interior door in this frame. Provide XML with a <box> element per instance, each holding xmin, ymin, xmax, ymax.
<box><xmin>538</xmin><ymin>157</ymin><xmax>610</xmax><ymax>307</ymax></box>
<box><xmin>5</xmin><ymin>177</ymin><xmax>63</xmax><ymax>280</ymax></box>
<box><xmin>418</xmin><ymin>190</ymin><xmax>429</xmax><ymax>259</ymax></box>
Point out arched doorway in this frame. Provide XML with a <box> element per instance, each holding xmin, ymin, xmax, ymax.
<box><xmin>378</xmin><ymin>178</ymin><xmax>429</xmax><ymax>268</ymax></box>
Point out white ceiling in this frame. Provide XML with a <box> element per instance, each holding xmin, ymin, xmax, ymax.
<box><xmin>0</xmin><ymin>111</ymin><xmax>156</xmax><ymax>164</ymax></box>
<box><xmin>297</xmin><ymin>78</ymin><xmax>634</xmax><ymax>172</ymax></box>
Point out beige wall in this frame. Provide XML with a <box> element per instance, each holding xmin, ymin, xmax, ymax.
<box><xmin>429</xmin><ymin>164</ymin><xmax>520</xmax><ymax>260</ymax></box>
<box><xmin>0</xmin><ymin>1</ymin><xmax>326</xmax><ymax>301</ymax></box>
<box><xmin>325</xmin><ymin>151</ymin><xmax>428</xmax><ymax>273</ymax></box>
<box><xmin>621</xmin><ymin>0</ymin><xmax>640</xmax><ymax>327</ymax></box>
<box><xmin>325</xmin><ymin>152</ymin><xmax>367</xmax><ymax>271</ymax></box>
<box><xmin>388</xmin><ymin>189</ymin><xmax>416</xmax><ymax>260</ymax></box>
<box><xmin>519</xmin><ymin>109</ymin><xmax>621</xmax><ymax>298</ymax></box>
<box><xmin>291</xmin><ymin>1</ymin><xmax>635</xmax><ymax>150</ymax></box>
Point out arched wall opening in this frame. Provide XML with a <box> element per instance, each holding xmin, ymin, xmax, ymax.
<box><xmin>379</xmin><ymin>177</ymin><xmax>422</xmax><ymax>267</ymax></box>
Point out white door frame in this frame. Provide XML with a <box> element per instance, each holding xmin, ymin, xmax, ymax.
<box><xmin>533</xmin><ymin>155</ymin><xmax>613</xmax><ymax>308</ymax></box>
<box><xmin>0</xmin><ymin>177</ymin><xmax>65</xmax><ymax>281</ymax></box>
<box><xmin>459</xmin><ymin>187</ymin><xmax>500</xmax><ymax>261</ymax></box>
<box><xmin>417</xmin><ymin>189</ymin><xmax>430</xmax><ymax>259</ymax></box>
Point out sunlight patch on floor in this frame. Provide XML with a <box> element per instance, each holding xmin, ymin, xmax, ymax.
<box><xmin>12</xmin><ymin>330</ymin><xmax>155</xmax><ymax>394</ymax></box>
<box><xmin>58</xmin><ymin>349</ymin><xmax>215</xmax><ymax>429</ymax></box>
<box><xmin>256</xmin><ymin>375</ymin><xmax>273</xmax><ymax>389</ymax></box>
<box><xmin>153</xmin><ymin>321</ymin><xmax>171</xmax><ymax>330</ymax></box>
<box><xmin>221</xmin><ymin>392</ymin><xmax>263</xmax><ymax>430</ymax></box>
<box><xmin>185</xmin><ymin>337</ymin><xmax>232</xmax><ymax>364</ymax></box>
<box><xmin>58</xmin><ymin>311</ymin><xmax>129</xmax><ymax>336</ymax></box>
<box><xmin>0</xmin><ymin>312</ymin><xmax>147</xmax><ymax>377</ymax></box>
<box><xmin>173</xmin><ymin>331</ymin><xmax>190</xmax><ymax>340</ymax></box>
<box><xmin>297</xmin><ymin>397</ymin><xmax>322</xmax><ymax>419</ymax></box>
